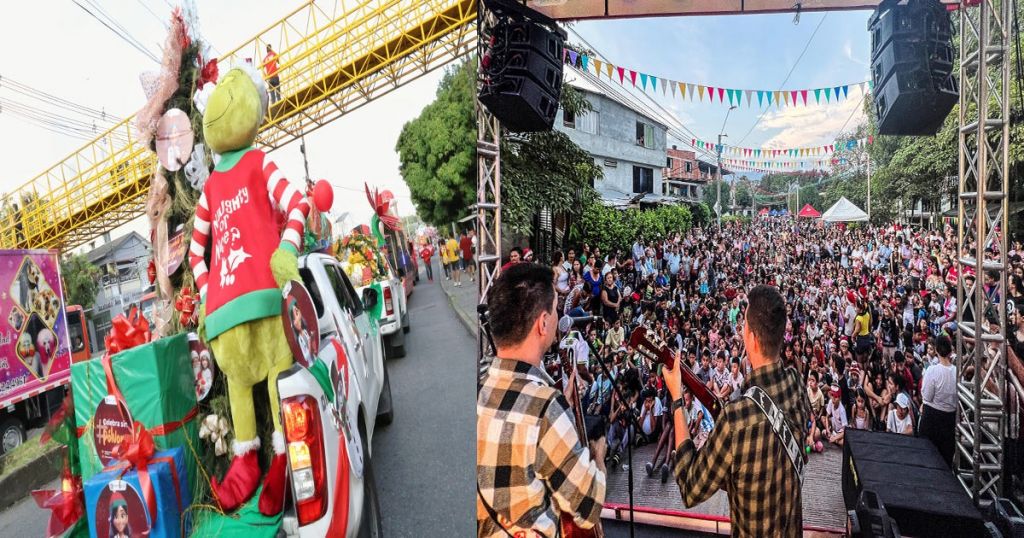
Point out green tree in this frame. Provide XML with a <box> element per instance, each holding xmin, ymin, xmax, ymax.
<box><xmin>61</xmin><ymin>254</ymin><xmax>100</xmax><ymax>309</ymax></box>
<box><xmin>576</xmin><ymin>204</ymin><xmax>692</xmax><ymax>253</ymax></box>
<box><xmin>395</xmin><ymin>60</ymin><xmax>477</xmax><ymax>226</ymax></box>
<box><xmin>502</xmin><ymin>85</ymin><xmax>602</xmax><ymax>237</ymax></box>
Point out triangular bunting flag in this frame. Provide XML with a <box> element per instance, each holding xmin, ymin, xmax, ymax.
<box><xmin>678</xmin><ymin>82</ymin><xmax>686</xmax><ymax>99</ymax></box>
<box><xmin>773</xmin><ymin>91</ymin><xmax>781</xmax><ymax>107</ymax></box>
<box><xmin>652</xmin><ymin>77</ymin><xmax>659</xmax><ymax>93</ymax></box>
<box><xmin>859</xmin><ymin>82</ymin><xmax>866</xmax><ymax>95</ymax></box>
<box><xmin>824</xmin><ymin>87</ymin><xmax>832</xmax><ymax>102</ymax></box>
<box><xmin>834</xmin><ymin>86</ymin><xmax>842</xmax><ymax>100</ymax></box>
<box><xmin>640</xmin><ymin>72</ymin><xmax>648</xmax><ymax>90</ymax></box>
<box><xmin>593</xmin><ymin>59</ymin><xmax>603</xmax><ymax>77</ymax></box>
<box><xmin>568</xmin><ymin>50</ymin><xmax>578</xmax><ymax>66</ymax></box>
<box><xmin>708</xmin><ymin>86</ymin><xmax>715</xmax><ymax>103</ymax></box>
<box><xmin>718</xmin><ymin>87</ymin><xmax>726</xmax><ymax>103</ymax></box>
<box><xmin>745</xmin><ymin>89</ymin><xmax>753</xmax><ymax>107</ymax></box>
<box><xmin>757</xmin><ymin>91</ymin><xmax>765</xmax><ymax>107</ymax></box>
<box><xmin>698</xmin><ymin>85</ymin><xmax>706</xmax><ymax>101</ymax></box>
<box><xmin>800</xmin><ymin>89</ymin><xmax>808</xmax><ymax>105</ymax></box>
<box><xmin>790</xmin><ymin>90</ymin><xmax>798</xmax><ymax>106</ymax></box>
<box><xmin>687</xmin><ymin>84</ymin><xmax>695</xmax><ymax>101</ymax></box>
<box><xmin>842</xmin><ymin>85</ymin><xmax>849</xmax><ymax>99</ymax></box>
<box><xmin>606</xmin><ymin>63</ymin><xmax>614</xmax><ymax>79</ymax></box>
<box><xmin>629</xmin><ymin>70</ymin><xmax>637</xmax><ymax>86</ymax></box>
<box><xmin>868</xmin><ymin>80</ymin><xmax>874</xmax><ymax>91</ymax></box>
<box><xmin>814</xmin><ymin>88</ymin><xmax>821</xmax><ymax>103</ymax></box>
<box><xmin>783</xmin><ymin>91</ymin><xmax>791</xmax><ymax>106</ymax></box>
<box><xmin>581</xmin><ymin>54</ymin><xmax>589</xmax><ymax>71</ymax></box>
<box><xmin>617</xmin><ymin>66</ymin><xmax>625</xmax><ymax>84</ymax></box>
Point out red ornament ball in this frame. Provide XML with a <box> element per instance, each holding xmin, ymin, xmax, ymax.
<box><xmin>313</xmin><ymin>180</ymin><xmax>334</xmax><ymax>212</ymax></box>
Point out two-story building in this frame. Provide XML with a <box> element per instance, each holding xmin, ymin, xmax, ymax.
<box><xmin>554</xmin><ymin>69</ymin><xmax>669</xmax><ymax>203</ymax></box>
<box><xmin>83</xmin><ymin>231</ymin><xmax>153</xmax><ymax>343</ymax></box>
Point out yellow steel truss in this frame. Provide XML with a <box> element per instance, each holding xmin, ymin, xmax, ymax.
<box><xmin>1</xmin><ymin>0</ymin><xmax>475</xmax><ymax>251</ymax></box>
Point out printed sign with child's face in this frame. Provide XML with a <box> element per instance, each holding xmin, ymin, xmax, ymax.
<box><xmin>188</xmin><ymin>333</ymin><xmax>216</xmax><ymax>402</ymax></box>
<box><xmin>93</xmin><ymin>479</ymin><xmax>150</xmax><ymax>538</ymax></box>
<box><xmin>281</xmin><ymin>280</ymin><xmax>319</xmax><ymax>368</ymax></box>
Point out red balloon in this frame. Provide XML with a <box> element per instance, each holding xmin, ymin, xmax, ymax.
<box><xmin>313</xmin><ymin>179</ymin><xmax>334</xmax><ymax>212</ymax></box>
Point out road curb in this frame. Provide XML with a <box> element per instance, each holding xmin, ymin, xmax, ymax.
<box><xmin>0</xmin><ymin>443</ymin><xmax>64</xmax><ymax>511</ymax></box>
<box><xmin>440</xmin><ymin>283</ymin><xmax>478</xmax><ymax>338</ymax></box>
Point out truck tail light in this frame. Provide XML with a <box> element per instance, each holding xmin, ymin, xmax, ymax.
<box><xmin>283</xmin><ymin>395</ymin><xmax>327</xmax><ymax>526</ymax></box>
<box><xmin>383</xmin><ymin>285</ymin><xmax>394</xmax><ymax>317</ymax></box>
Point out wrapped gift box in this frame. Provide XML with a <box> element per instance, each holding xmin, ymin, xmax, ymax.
<box><xmin>84</xmin><ymin>447</ymin><xmax>192</xmax><ymax>538</ymax></box>
<box><xmin>70</xmin><ymin>333</ymin><xmax>200</xmax><ymax>489</ymax></box>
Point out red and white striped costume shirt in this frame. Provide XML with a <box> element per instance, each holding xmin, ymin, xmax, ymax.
<box><xmin>190</xmin><ymin>148</ymin><xmax>309</xmax><ymax>339</ymax></box>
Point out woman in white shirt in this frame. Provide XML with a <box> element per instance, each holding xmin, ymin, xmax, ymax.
<box><xmin>919</xmin><ymin>336</ymin><xmax>957</xmax><ymax>466</ymax></box>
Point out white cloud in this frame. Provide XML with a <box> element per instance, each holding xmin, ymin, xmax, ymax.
<box><xmin>844</xmin><ymin>39</ymin><xmax>869</xmax><ymax>69</ymax></box>
<box><xmin>759</xmin><ymin>95</ymin><xmax>865</xmax><ymax>149</ymax></box>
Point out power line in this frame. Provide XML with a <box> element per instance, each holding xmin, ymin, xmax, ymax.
<box><xmin>72</xmin><ymin>0</ymin><xmax>160</xmax><ymax>63</ymax></box>
<box><xmin>734</xmin><ymin>13</ymin><xmax>829</xmax><ymax>145</ymax></box>
<box><xmin>135</xmin><ymin>0</ymin><xmax>169</xmax><ymax>28</ymax></box>
<box><xmin>0</xmin><ymin>75</ymin><xmax>122</xmax><ymax>123</ymax></box>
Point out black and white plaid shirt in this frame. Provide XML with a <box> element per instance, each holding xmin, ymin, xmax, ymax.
<box><xmin>477</xmin><ymin>358</ymin><xmax>605</xmax><ymax>537</ymax></box>
<box><xmin>673</xmin><ymin>360</ymin><xmax>811</xmax><ymax>537</ymax></box>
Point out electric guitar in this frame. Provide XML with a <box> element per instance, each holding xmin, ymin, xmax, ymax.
<box><xmin>628</xmin><ymin>326</ymin><xmax>723</xmax><ymax>421</ymax></box>
<box><xmin>556</xmin><ymin>340</ymin><xmax>603</xmax><ymax>538</ymax></box>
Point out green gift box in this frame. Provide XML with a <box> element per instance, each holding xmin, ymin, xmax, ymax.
<box><xmin>70</xmin><ymin>333</ymin><xmax>202</xmax><ymax>494</ymax></box>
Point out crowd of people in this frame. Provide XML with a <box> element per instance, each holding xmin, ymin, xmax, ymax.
<box><xmin>513</xmin><ymin>215</ymin><xmax>1024</xmax><ymax>484</ymax></box>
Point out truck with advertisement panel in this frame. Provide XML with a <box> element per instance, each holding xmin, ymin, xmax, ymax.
<box><xmin>0</xmin><ymin>249</ymin><xmax>82</xmax><ymax>454</ymax></box>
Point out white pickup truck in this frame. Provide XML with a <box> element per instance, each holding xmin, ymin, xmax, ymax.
<box><xmin>277</xmin><ymin>253</ymin><xmax>394</xmax><ymax>537</ymax></box>
<box><xmin>345</xmin><ymin>256</ymin><xmax>410</xmax><ymax>359</ymax></box>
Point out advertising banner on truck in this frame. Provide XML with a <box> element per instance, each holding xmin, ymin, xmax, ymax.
<box><xmin>0</xmin><ymin>250</ymin><xmax>71</xmax><ymax>405</ymax></box>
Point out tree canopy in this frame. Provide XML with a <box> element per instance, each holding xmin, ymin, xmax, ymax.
<box><xmin>61</xmin><ymin>254</ymin><xmax>100</xmax><ymax>310</ymax></box>
<box><xmin>395</xmin><ymin>60</ymin><xmax>477</xmax><ymax>226</ymax></box>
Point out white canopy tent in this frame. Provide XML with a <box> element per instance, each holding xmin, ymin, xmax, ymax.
<box><xmin>821</xmin><ymin>196</ymin><xmax>868</xmax><ymax>222</ymax></box>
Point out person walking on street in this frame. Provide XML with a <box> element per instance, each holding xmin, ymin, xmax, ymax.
<box><xmin>460</xmin><ymin>229</ymin><xmax>475</xmax><ymax>282</ymax></box>
<box><xmin>264</xmin><ymin>45</ymin><xmax>281</xmax><ymax>103</ymax></box>
<box><xmin>446</xmin><ymin>234</ymin><xmax>463</xmax><ymax>286</ymax></box>
<box><xmin>419</xmin><ymin>242</ymin><xmax>434</xmax><ymax>282</ymax></box>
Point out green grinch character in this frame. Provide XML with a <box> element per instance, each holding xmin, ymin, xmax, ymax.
<box><xmin>189</xmin><ymin>65</ymin><xmax>309</xmax><ymax>515</ymax></box>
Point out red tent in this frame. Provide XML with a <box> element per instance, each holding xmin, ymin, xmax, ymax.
<box><xmin>758</xmin><ymin>207</ymin><xmax>769</xmax><ymax>216</ymax></box>
<box><xmin>798</xmin><ymin>204</ymin><xmax>821</xmax><ymax>218</ymax></box>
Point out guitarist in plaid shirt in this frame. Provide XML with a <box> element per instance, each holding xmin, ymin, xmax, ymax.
<box><xmin>477</xmin><ymin>264</ymin><xmax>607</xmax><ymax>537</ymax></box>
<box><xmin>663</xmin><ymin>284</ymin><xmax>812</xmax><ymax>537</ymax></box>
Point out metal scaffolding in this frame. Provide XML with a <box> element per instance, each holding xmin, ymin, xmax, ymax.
<box><xmin>955</xmin><ymin>0</ymin><xmax>1012</xmax><ymax>503</ymax></box>
<box><xmin>475</xmin><ymin>4</ymin><xmax>502</xmax><ymax>373</ymax></box>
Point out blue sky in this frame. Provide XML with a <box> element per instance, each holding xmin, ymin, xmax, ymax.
<box><xmin>572</xmin><ymin>10</ymin><xmax>873</xmax><ymax>165</ymax></box>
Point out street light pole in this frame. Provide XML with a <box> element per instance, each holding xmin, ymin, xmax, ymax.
<box><xmin>716</xmin><ymin>105</ymin><xmax>737</xmax><ymax>229</ymax></box>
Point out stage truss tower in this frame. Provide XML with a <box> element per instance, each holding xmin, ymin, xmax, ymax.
<box><xmin>476</xmin><ymin>5</ymin><xmax>502</xmax><ymax>375</ymax></box>
<box><xmin>955</xmin><ymin>0</ymin><xmax>1013</xmax><ymax>504</ymax></box>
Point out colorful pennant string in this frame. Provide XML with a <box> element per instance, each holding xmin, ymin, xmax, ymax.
<box><xmin>565</xmin><ymin>49</ymin><xmax>870</xmax><ymax>109</ymax></box>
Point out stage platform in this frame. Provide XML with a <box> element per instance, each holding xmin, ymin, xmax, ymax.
<box><xmin>603</xmin><ymin>441</ymin><xmax>847</xmax><ymax>536</ymax></box>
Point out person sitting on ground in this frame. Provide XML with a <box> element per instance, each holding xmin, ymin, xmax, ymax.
<box><xmin>887</xmin><ymin>392</ymin><xmax>915</xmax><ymax>435</ymax></box>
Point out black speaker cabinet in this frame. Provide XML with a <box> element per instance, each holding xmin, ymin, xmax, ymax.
<box><xmin>868</xmin><ymin>0</ymin><xmax>958</xmax><ymax>135</ymax></box>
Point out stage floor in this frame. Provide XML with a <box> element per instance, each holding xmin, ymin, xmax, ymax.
<box><xmin>605</xmin><ymin>441</ymin><xmax>847</xmax><ymax>533</ymax></box>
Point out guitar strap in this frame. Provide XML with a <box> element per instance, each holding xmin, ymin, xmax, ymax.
<box><xmin>476</xmin><ymin>484</ymin><xmax>518</xmax><ymax>538</ymax></box>
<box><xmin>743</xmin><ymin>385</ymin><xmax>806</xmax><ymax>485</ymax></box>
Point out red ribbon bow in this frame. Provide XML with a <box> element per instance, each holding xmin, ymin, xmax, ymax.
<box><xmin>32</xmin><ymin>467</ymin><xmax>85</xmax><ymax>538</ymax></box>
<box><xmin>174</xmin><ymin>287</ymin><xmax>198</xmax><ymax>327</ymax></box>
<box><xmin>104</xmin><ymin>307</ymin><xmax>152</xmax><ymax>355</ymax></box>
<box><xmin>199</xmin><ymin>57</ymin><xmax>219</xmax><ymax>87</ymax></box>
<box><xmin>111</xmin><ymin>422</ymin><xmax>158</xmax><ymax>523</ymax></box>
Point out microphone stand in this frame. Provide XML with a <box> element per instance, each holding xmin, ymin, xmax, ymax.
<box><xmin>575</xmin><ymin>317</ymin><xmax>640</xmax><ymax>538</ymax></box>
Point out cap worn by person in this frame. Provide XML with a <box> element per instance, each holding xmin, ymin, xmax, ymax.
<box><xmin>896</xmin><ymin>392</ymin><xmax>910</xmax><ymax>409</ymax></box>
<box><xmin>829</xmin><ymin>385</ymin><xmax>842</xmax><ymax>399</ymax></box>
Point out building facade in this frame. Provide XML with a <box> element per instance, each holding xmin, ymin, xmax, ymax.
<box><xmin>554</xmin><ymin>71</ymin><xmax>669</xmax><ymax>201</ymax></box>
<box><xmin>83</xmin><ymin>231</ymin><xmax>153</xmax><ymax>344</ymax></box>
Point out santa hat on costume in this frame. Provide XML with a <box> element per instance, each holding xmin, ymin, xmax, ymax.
<box><xmin>829</xmin><ymin>385</ymin><xmax>842</xmax><ymax>399</ymax></box>
<box><xmin>846</xmin><ymin>291</ymin><xmax>857</xmax><ymax>305</ymax></box>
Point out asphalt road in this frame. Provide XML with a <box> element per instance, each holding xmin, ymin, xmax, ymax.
<box><xmin>0</xmin><ymin>268</ymin><xmax>476</xmax><ymax>537</ymax></box>
<box><xmin>372</xmin><ymin>271</ymin><xmax>475</xmax><ymax>537</ymax></box>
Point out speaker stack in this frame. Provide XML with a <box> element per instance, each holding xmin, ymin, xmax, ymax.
<box><xmin>868</xmin><ymin>0</ymin><xmax>958</xmax><ymax>136</ymax></box>
<box><xmin>479</xmin><ymin>0</ymin><xmax>566</xmax><ymax>132</ymax></box>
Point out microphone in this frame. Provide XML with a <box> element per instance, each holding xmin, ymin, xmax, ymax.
<box><xmin>558</xmin><ymin>315</ymin><xmax>601</xmax><ymax>333</ymax></box>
